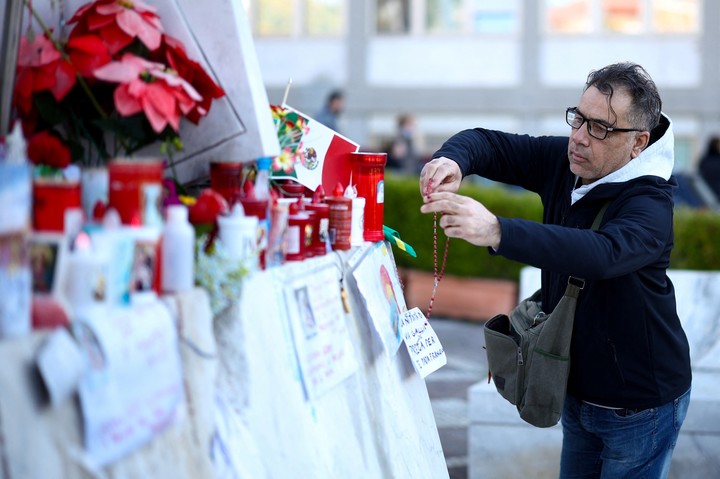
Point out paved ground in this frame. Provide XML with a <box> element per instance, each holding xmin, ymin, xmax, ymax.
<box><xmin>426</xmin><ymin>318</ymin><xmax>486</xmax><ymax>479</ymax></box>
<box><xmin>426</xmin><ymin>317</ymin><xmax>720</xmax><ymax>479</ymax></box>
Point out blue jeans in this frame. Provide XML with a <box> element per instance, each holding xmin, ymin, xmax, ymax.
<box><xmin>559</xmin><ymin>388</ymin><xmax>691</xmax><ymax>478</ymax></box>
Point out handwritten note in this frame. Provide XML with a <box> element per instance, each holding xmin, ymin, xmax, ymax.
<box><xmin>284</xmin><ymin>264</ymin><xmax>357</xmax><ymax>400</ymax></box>
<box><xmin>76</xmin><ymin>299</ymin><xmax>184</xmax><ymax>467</ymax></box>
<box><xmin>399</xmin><ymin>307</ymin><xmax>447</xmax><ymax>378</ymax></box>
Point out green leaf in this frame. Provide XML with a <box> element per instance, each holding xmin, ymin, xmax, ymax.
<box><xmin>34</xmin><ymin>93</ymin><xmax>69</xmax><ymax>126</ymax></box>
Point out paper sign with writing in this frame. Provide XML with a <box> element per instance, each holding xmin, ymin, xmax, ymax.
<box><xmin>284</xmin><ymin>264</ymin><xmax>358</xmax><ymax>400</ymax></box>
<box><xmin>399</xmin><ymin>307</ymin><xmax>447</xmax><ymax>378</ymax></box>
<box><xmin>351</xmin><ymin>241</ymin><xmax>406</xmax><ymax>356</ymax></box>
<box><xmin>76</xmin><ymin>299</ymin><xmax>184</xmax><ymax>467</ymax></box>
<box><xmin>36</xmin><ymin>327</ymin><xmax>87</xmax><ymax>407</ymax></box>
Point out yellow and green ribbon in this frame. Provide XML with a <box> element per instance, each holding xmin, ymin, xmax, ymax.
<box><xmin>383</xmin><ymin>226</ymin><xmax>417</xmax><ymax>258</ymax></box>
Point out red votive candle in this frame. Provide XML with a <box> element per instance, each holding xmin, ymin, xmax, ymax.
<box><xmin>326</xmin><ymin>183</ymin><xmax>352</xmax><ymax>251</ymax></box>
<box><xmin>210</xmin><ymin>161</ymin><xmax>244</xmax><ymax>206</ymax></box>
<box><xmin>32</xmin><ymin>179</ymin><xmax>82</xmax><ymax>232</ymax></box>
<box><xmin>350</xmin><ymin>152</ymin><xmax>387</xmax><ymax>242</ymax></box>
<box><xmin>108</xmin><ymin>158</ymin><xmax>164</xmax><ymax>226</ymax></box>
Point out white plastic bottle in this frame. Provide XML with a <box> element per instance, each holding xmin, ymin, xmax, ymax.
<box><xmin>218</xmin><ymin>203</ymin><xmax>259</xmax><ymax>269</ymax></box>
<box><xmin>254</xmin><ymin>156</ymin><xmax>272</xmax><ymax>201</ymax></box>
<box><xmin>161</xmin><ymin>205</ymin><xmax>195</xmax><ymax>293</ymax></box>
<box><xmin>65</xmin><ymin>232</ymin><xmax>105</xmax><ymax>314</ymax></box>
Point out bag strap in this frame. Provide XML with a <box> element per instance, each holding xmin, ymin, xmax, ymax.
<box><xmin>591</xmin><ymin>201</ymin><xmax>611</xmax><ymax>231</ymax></box>
<box><xmin>567</xmin><ymin>200</ymin><xmax>612</xmax><ymax>295</ymax></box>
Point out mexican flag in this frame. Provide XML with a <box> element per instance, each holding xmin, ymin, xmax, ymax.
<box><xmin>270</xmin><ymin>104</ymin><xmax>359</xmax><ymax>193</ymax></box>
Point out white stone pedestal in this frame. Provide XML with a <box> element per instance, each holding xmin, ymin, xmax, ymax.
<box><xmin>468</xmin><ymin>267</ymin><xmax>720</xmax><ymax>479</ymax></box>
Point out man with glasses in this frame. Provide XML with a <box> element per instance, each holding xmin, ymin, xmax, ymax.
<box><xmin>419</xmin><ymin>62</ymin><xmax>691</xmax><ymax>478</ymax></box>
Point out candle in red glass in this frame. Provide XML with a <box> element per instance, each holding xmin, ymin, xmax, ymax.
<box><xmin>285</xmin><ymin>199</ymin><xmax>311</xmax><ymax>261</ymax></box>
<box><xmin>326</xmin><ymin>182</ymin><xmax>352</xmax><ymax>251</ymax></box>
<box><xmin>210</xmin><ymin>161</ymin><xmax>244</xmax><ymax>206</ymax></box>
<box><xmin>108</xmin><ymin>159</ymin><xmax>164</xmax><ymax>226</ymax></box>
<box><xmin>239</xmin><ymin>180</ymin><xmax>269</xmax><ymax>269</ymax></box>
<box><xmin>32</xmin><ymin>179</ymin><xmax>81</xmax><ymax>232</ymax></box>
<box><xmin>306</xmin><ymin>188</ymin><xmax>329</xmax><ymax>257</ymax></box>
<box><xmin>350</xmin><ymin>152</ymin><xmax>387</xmax><ymax>242</ymax></box>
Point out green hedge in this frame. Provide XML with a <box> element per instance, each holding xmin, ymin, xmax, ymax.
<box><xmin>383</xmin><ymin>173</ymin><xmax>720</xmax><ymax>280</ymax></box>
<box><xmin>672</xmin><ymin>207</ymin><xmax>720</xmax><ymax>269</ymax></box>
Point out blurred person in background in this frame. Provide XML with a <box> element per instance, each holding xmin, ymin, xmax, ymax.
<box><xmin>698</xmin><ymin>135</ymin><xmax>720</xmax><ymax>201</ymax></box>
<box><xmin>314</xmin><ymin>89</ymin><xmax>345</xmax><ymax>133</ymax></box>
<box><xmin>386</xmin><ymin>113</ymin><xmax>421</xmax><ymax>174</ymax></box>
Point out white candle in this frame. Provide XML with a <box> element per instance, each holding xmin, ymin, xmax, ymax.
<box><xmin>65</xmin><ymin>232</ymin><xmax>105</xmax><ymax>316</ymax></box>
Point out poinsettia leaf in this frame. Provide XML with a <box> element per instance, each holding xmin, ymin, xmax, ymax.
<box><xmin>117</xmin><ymin>9</ymin><xmax>162</xmax><ymax>51</ymax></box>
<box><xmin>34</xmin><ymin>92</ymin><xmax>70</xmax><ymax>126</ymax></box>
<box><xmin>100</xmin><ymin>23</ymin><xmax>134</xmax><ymax>55</ymax></box>
<box><xmin>91</xmin><ymin>113</ymin><xmax>162</xmax><ymax>154</ymax></box>
<box><xmin>66</xmin><ymin>111</ymin><xmax>111</xmax><ymax>164</ymax></box>
<box><xmin>93</xmin><ymin>114</ymin><xmax>145</xmax><ymax>139</ymax></box>
<box><xmin>67</xmin><ymin>34</ymin><xmax>108</xmax><ymax>54</ymax></box>
<box><xmin>120</xmin><ymin>39</ymin><xmax>151</xmax><ymax>58</ymax></box>
<box><xmin>51</xmin><ymin>61</ymin><xmax>77</xmax><ymax>101</ymax></box>
<box><xmin>63</xmin><ymin>137</ymin><xmax>89</xmax><ymax>165</ymax></box>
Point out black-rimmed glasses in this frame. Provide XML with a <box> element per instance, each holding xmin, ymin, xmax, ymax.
<box><xmin>566</xmin><ymin>107</ymin><xmax>643</xmax><ymax>140</ymax></box>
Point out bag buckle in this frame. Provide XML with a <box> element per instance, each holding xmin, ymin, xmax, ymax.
<box><xmin>568</xmin><ymin>276</ymin><xmax>585</xmax><ymax>289</ymax></box>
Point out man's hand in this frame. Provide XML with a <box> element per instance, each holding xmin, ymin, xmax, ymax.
<box><xmin>419</xmin><ymin>157</ymin><xmax>462</xmax><ymax>196</ymax></box>
<box><xmin>420</xmin><ymin>192</ymin><xmax>502</xmax><ymax>250</ymax></box>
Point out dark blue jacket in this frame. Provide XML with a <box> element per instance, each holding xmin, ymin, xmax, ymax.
<box><xmin>434</xmin><ymin>116</ymin><xmax>691</xmax><ymax>409</ymax></box>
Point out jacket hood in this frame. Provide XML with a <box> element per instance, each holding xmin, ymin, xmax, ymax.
<box><xmin>571</xmin><ymin>113</ymin><xmax>674</xmax><ymax>204</ymax></box>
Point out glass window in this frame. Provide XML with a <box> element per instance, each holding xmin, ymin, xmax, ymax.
<box><xmin>471</xmin><ymin>0</ymin><xmax>520</xmax><ymax>34</ymax></box>
<box><xmin>377</xmin><ymin>0</ymin><xmax>411</xmax><ymax>33</ymax></box>
<box><xmin>673</xmin><ymin>137</ymin><xmax>693</xmax><ymax>172</ymax></box>
<box><xmin>375</xmin><ymin>0</ymin><xmax>520</xmax><ymax>35</ymax></box>
<box><xmin>249</xmin><ymin>0</ymin><xmax>347</xmax><ymax>36</ymax></box>
<box><xmin>307</xmin><ymin>0</ymin><xmax>345</xmax><ymax>35</ymax></box>
<box><xmin>602</xmin><ymin>0</ymin><xmax>643</xmax><ymax>33</ymax></box>
<box><xmin>653</xmin><ymin>0</ymin><xmax>699</xmax><ymax>33</ymax></box>
<box><xmin>256</xmin><ymin>0</ymin><xmax>296</xmax><ymax>35</ymax></box>
<box><xmin>544</xmin><ymin>0</ymin><xmax>701</xmax><ymax>35</ymax></box>
<box><xmin>545</xmin><ymin>0</ymin><xmax>592</xmax><ymax>33</ymax></box>
<box><xmin>425</xmin><ymin>0</ymin><xmax>462</xmax><ymax>33</ymax></box>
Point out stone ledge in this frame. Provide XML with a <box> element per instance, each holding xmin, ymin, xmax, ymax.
<box><xmin>400</xmin><ymin>268</ymin><xmax>518</xmax><ymax>322</ymax></box>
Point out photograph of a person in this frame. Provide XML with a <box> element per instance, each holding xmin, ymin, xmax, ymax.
<box><xmin>29</xmin><ymin>240</ymin><xmax>58</xmax><ymax>294</ymax></box>
<box><xmin>130</xmin><ymin>241</ymin><xmax>156</xmax><ymax>293</ymax></box>
<box><xmin>294</xmin><ymin>285</ymin><xmax>317</xmax><ymax>340</ymax></box>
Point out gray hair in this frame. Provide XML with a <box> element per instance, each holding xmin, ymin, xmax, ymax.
<box><xmin>584</xmin><ymin>62</ymin><xmax>662</xmax><ymax>132</ymax></box>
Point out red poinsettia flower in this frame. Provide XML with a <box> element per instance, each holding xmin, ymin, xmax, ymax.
<box><xmin>94</xmin><ymin>53</ymin><xmax>202</xmax><ymax>133</ymax></box>
<box><xmin>153</xmin><ymin>34</ymin><xmax>225</xmax><ymax>124</ymax></box>
<box><xmin>66</xmin><ymin>34</ymin><xmax>113</xmax><ymax>77</ymax></box>
<box><xmin>27</xmin><ymin>131</ymin><xmax>72</xmax><ymax>169</ymax></box>
<box><xmin>14</xmin><ymin>0</ymin><xmax>225</xmax><ymax>168</ymax></box>
<box><xmin>68</xmin><ymin>0</ymin><xmax>164</xmax><ymax>55</ymax></box>
<box><xmin>14</xmin><ymin>34</ymin><xmax>76</xmax><ymax>114</ymax></box>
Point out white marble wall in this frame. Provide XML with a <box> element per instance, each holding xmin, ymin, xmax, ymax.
<box><xmin>669</xmin><ymin>270</ymin><xmax>720</xmax><ymax>371</ymax></box>
<box><xmin>519</xmin><ymin>266</ymin><xmax>720</xmax><ymax>371</ymax></box>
